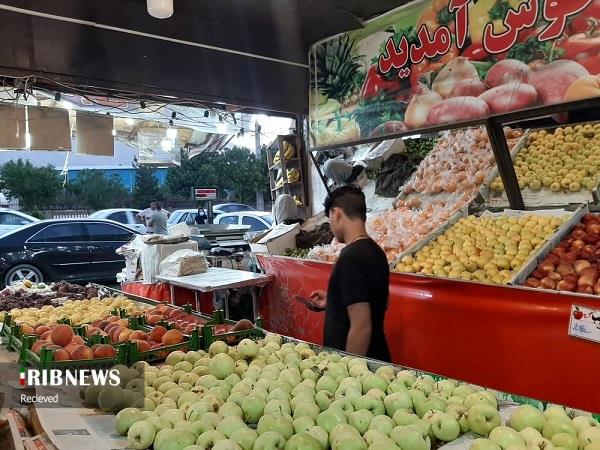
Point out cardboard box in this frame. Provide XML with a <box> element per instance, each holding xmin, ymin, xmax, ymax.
<box><xmin>250</xmin><ymin>223</ymin><xmax>300</xmax><ymax>255</ymax></box>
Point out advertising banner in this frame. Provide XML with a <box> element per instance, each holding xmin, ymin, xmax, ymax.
<box><xmin>309</xmin><ymin>0</ymin><xmax>600</xmax><ymax>147</ymax></box>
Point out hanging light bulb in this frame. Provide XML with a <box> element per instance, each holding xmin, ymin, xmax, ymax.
<box><xmin>147</xmin><ymin>0</ymin><xmax>173</xmax><ymax>19</ymax></box>
<box><xmin>166</xmin><ymin>119</ymin><xmax>177</xmax><ymax>139</ymax></box>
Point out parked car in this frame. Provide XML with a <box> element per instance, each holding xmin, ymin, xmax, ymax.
<box><xmin>168</xmin><ymin>204</ymin><xmax>256</xmax><ymax>226</ymax></box>
<box><xmin>214</xmin><ymin>211</ymin><xmax>273</xmax><ymax>232</ymax></box>
<box><xmin>88</xmin><ymin>208</ymin><xmax>146</xmax><ymax>233</ymax></box>
<box><xmin>0</xmin><ymin>209</ymin><xmax>39</xmax><ymax>236</ymax></box>
<box><xmin>0</xmin><ymin>219</ymin><xmax>139</xmax><ymax>287</ymax></box>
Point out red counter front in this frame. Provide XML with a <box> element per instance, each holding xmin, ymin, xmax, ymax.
<box><xmin>257</xmin><ymin>255</ymin><xmax>600</xmax><ymax>413</ymax></box>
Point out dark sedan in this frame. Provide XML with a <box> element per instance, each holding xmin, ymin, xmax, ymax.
<box><xmin>0</xmin><ymin>219</ymin><xmax>138</xmax><ymax>287</ymax></box>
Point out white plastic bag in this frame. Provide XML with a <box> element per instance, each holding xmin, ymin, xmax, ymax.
<box><xmin>159</xmin><ymin>249</ymin><xmax>208</xmax><ymax>277</ymax></box>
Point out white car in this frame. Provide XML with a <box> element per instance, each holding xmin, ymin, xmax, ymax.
<box><xmin>215</xmin><ymin>212</ymin><xmax>273</xmax><ymax>232</ymax></box>
<box><xmin>0</xmin><ymin>209</ymin><xmax>39</xmax><ymax>236</ymax></box>
<box><xmin>168</xmin><ymin>204</ymin><xmax>256</xmax><ymax>226</ymax></box>
<box><xmin>88</xmin><ymin>208</ymin><xmax>146</xmax><ymax>233</ymax></box>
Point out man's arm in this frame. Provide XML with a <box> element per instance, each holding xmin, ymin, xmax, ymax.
<box><xmin>346</xmin><ymin>302</ymin><xmax>372</xmax><ymax>356</ymax></box>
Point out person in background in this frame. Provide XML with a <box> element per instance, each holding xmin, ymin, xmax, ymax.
<box><xmin>307</xmin><ymin>186</ymin><xmax>391</xmax><ymax>361</ymax></box>
<box><xmin>147</xmin><ymin>202</ymin><xmax>169</xmax><ymax>235</ymax></box>
<box><xmin>273</xmin><ymin>194</ymin><xmax>302</xmax><ymax>225</ymax></box>
<box><xmin>137</xmin><ymin>200</ymin><xmax>157</xmax><ymax>234</ymax></box>
<box><xmin>323</xmin><ymin>158</ymin><xmax>367</xmax><ymax>187</ymax></box>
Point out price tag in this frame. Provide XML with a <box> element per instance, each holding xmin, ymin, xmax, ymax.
<box><xmin>568</xmin><ymin>305</ymin><xmax>600</xmax><ymax>344</ymax></box>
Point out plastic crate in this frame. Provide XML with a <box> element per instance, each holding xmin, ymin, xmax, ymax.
<box><xmin>18</xmin><ymin>334</ymin><xmax>129</xmax><ymax>369</ymax></box>
<box><xmin>127</xmin><ymin>328</ymin><xmax>202</xmax><ymax>365</ymax></box>
<box><xmin>202</xmin><ymin>311</ymin><xmax>265</xmax><ymax>350</ymax></box>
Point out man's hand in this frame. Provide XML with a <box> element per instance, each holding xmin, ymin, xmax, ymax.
<box><xmin>310</xmin><ymin>290</ymin><xmax>327</xmax><ymax>309</ymax></box>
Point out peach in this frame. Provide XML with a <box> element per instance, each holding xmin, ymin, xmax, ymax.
<box><xmin>149</xmin><ymin>325</ymin><xmax>167</xmax><ymax>342</ymax></box>
<box><xmin>479</xmin><ymin>82</ymin><xmax>538</xmax><ymax>113</ymax></box>
<box><xmin>529</xmin><ymin>60</ymin><xmax>589</xmax><ymax>104</ymax></box>
<box><xmin>118</xmin><ymin>329</ymin><xmax>133</xmax><ymax>343</ymax></box>
<box><xmin>129</xmin><ymin>330</ymin><xmax>148</xmax><ymax>341</ymax></box>
<box><xmin>91</xmin><ymin>319</ymin><xmax>102</xmax><ymax>328</ymax></box>
<box><xmin>41</xmin><ymin>330</ymin><xmax>52</xmax><ymax>340</ymax></box>
<box><xmin>31</xmin><ymin>340</ymin><xmax>49</xmax><ymax>354</ymax></box>
<box><xmin>162</xmin><ymin>329</ymin><xmax>184</xmax><ymax>346</ymax></box>
<box><xmin>21</xmin><ymin>324</ymin><xmax>35</xmax><ymax>335</ymax></box>
<box><xmin>106</xmin><ymin>315</ymin><xmax>120</xmax><ymax>323</ymax></box>
<box><xmin>71</xmin><ymin>335</ymin><xmax>85</xmax><ymax>346</ymax></box>
<box><xmin>85</xmin><ymin>326</ymin><xmax>102</xmax><ymax>337</ymax></box>
<box><xmin>52</xmin><ymin>349</ymin><xmax>70</xmax><ymax>361</ymax></box>
<box><xmin>109</xmin><ymin>326</ymin><xmax>124</xmax><ymax>342</ymax></box>
<box><xmin>98</xmin><ymin>320</ymin><xmax>111</xmax><ymax>330</ymax></box>
<box><xmin>50</xmin><ymin>324</ymin><xmax>74</xmax><ymax>347</ymax></box>
<box><xmin>64</xmin><ymin>342</ymin><xmax>79</xmax><ymax>354</ymax></box>
<box><xmin>93</xmin><ymin>344</ymin><xmax>116</xmax><ymax>358</ymax></box>
<box><xmin>486</xmin><ymin>59</ymin><xmax>531</xmax><ymax>87</ymax></box>
<box><xmin>116</xmin><ymin>319</ymin><xmax>129</xmax><ymax>328</ymax></box>
<box><xmin>427</xmin><ymin>96</ymin><xmax>490</xmax><ymax>126</ymax></box>
<box><xmin>132</xmin><ymin>339</ymin><xmax>151</xmax><ymax>352</ymax></box>
<box><xmin>147</xmin><ymin>314</ymin><xmax>162</xmax><ymax>325</ymax></box>
<box><xmin>70</xmin><ymin>345</ymin><xmax>94</xmax><ymax>360</ymax></box>
<box><xmin>34</xmin><ymin>325</ymin><xmax>51</xmax><ymax>336</ymax></box>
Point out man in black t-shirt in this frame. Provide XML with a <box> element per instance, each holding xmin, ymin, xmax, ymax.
<box><xmin>309</xmin><ymin>186</ymin><xmax>391</xmax><ymax>361</ymax></box>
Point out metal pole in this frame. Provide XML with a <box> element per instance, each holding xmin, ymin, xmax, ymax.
<box><xmin>255</xmin><ymin>120</ymin><xmax>265</xmax><ymax>211</ymax></box>
<box><xmin>485</xmin><ymin>118</ymin><xmax>524</xmax><ymax>210</ymax></box>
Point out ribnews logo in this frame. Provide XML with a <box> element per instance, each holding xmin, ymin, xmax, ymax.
<box><xmin>19</xmin><ymin>367</ymin><xmax>120</xmax><ymax>387</ymax></box>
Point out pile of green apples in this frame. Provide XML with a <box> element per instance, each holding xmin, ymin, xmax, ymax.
<box><xmin>106</xmin><ymin>333</ymin><xmax>598</xmax><ymax>450</ymax></box>
<box><xmin>471</xmin><ymin>404</ymin><xmax>600</xmax><ymax>450</ymax></box>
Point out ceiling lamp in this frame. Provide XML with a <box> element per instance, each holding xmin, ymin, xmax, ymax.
<box><xmin>147</xmin><ymin>0</ymin><xmax>173</xmax><ymax>19</ymax></box>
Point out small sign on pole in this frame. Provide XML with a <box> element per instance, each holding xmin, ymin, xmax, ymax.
<box><xmin>194</xmin><ymin>188</ymin><xmax>217</xmax><ymax>201</ymax></box>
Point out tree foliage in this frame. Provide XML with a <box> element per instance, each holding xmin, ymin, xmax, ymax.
<box><xmin>0</xmin><ymin>159</ymin><xmax>63</xmax><ymax>213</ymax></box>
<box><xmin>67</xmin><ymin>170</ymin><xmax>128</xmax><ymax>210</ymax></box>
<box><xmin>166</xmin><ymin>146</ymin><xmax>268</xmax><ymax>205</ymax></box>
<box><xmin>133</xmin><ymin>166</ymin><xmax>161</xmax><ymax>207</ymax></box>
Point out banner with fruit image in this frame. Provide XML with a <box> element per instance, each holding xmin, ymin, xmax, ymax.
<box><xmin>309</xmin><ymin>0</ymin><xmax>600</xmax><ymax>147</ymax></box>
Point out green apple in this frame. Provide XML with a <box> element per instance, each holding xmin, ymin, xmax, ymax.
<box><xmin>216</xmin><ymin>416</ymin><xmax>245</xmax><ymax>438</ymax></box>
<box><xmin>395</xmin><ymin>371</ymin><xmax>417</xmax><ymax>388</ymax></box>
<box><xmin>330</xmin><ymin>399</ymin><xmax>354</xmax><ymax>415</ymax></box>
<box><xmin>580</xmin><ymin>428</ymin><xmax>600</xmax><ymax>447</ymax></box>
<box><xmin>470</xmin><ymin>438</ymin><xmax>502</xmax><ymax>450</ymax></box>
<box><xmin>375</xmin><ymin>366</ymin><xmax>396</xmax><ymax>381</ymax></box>
<box><xmin>489</xmin><ymin>426</ymin><xmax>526</xmax><ymax>449</ymax></box>
<box><xmin>393</xmin><ymin>410</ymin><xmax>420</xmax><ymax>426</ymax></box>
<box><xmin>348</xmin><ymin>409</ymin><xmax>374</xmax><ymax>435</ymax></box>
<box><xmin>384</xmin><ymin>392</ymin><xmax>413</xmax><ymax>416</ymax></box>
<box><xmin>229</xmin><ymin>428</ymin><xmax>258</xmax><ymax>450</ymax></box>
<box><xmin>445</xmin><ymin>404</ymin><xmax>470</xmax><ymax>433</ymax></box>
<box><xmin>154</xmin><ymin>428</ymin><xmax>195</xmax><ymax>450</ymax></box>
<box><xmin>369</xmin><ymin>436</ymin><xmax>401</xmax><ymax>450</ymax></box>
<box><xmin>386</xmin><ymin>380</ymin><xmax>409</xmax><ymax>395</ymax></box>
<box><xmin>158</xmin><ymin>382</ymin><xmax>179</xmax><ymax>395</ymax></box>
<box><xmin>316</xmin><ymin>375</ymin><xmax>338</xmax><ymax>393</ymax></box>
<box><xmin>339</xmin><ymin>377</ymin><xmax>363</xmax><ymax>392</ymax></box>
<box><xmin>291</xmin><ymin>383</ymin><xmax>314</xmax><ymax>397</ymax></box>
<box><xmin>224</xmin><ymin>374</ymin><xmax>242</xmax><ymax>388</ymax></box>
<box><xmin>390</xmin><ymin>424</ymin><xmax>431</xmax><ymax>450</ymax></box>
<box><xmin>219</xmin><ymin>402</ymin><xmax>243</xmax><ymax>419</ymax></box>
<box><xmin>209</xmin><ymin>340</ymin><xmax>229</xmax><ymax>356</ymax></box>
<box><xmin>544</xmin><ymin>406</ymin><xmax>570</xmax><ymax>422</ymax></box>
<box><xmin>510</xmin><ymin>406</ymin><xmax>545</xmax><ymax>432</ymax></box>
<box><xmin>116</xmin><ymin>408</ymin><xmax>146</xmax><ymax>435</ymax></box>
<box><xmin>468</xmin><ymin>404</ymin><xmax>501</xmax><ymax>436</ymax></box>
<box><xmin>257</xmin><ymin>414</ymin><xmax>293</xmax><ymax>439</ymax></box>
<box><xmin>196</xmin><ymin>430</ymin><xmax>227</xmax><ymax>449</ymax></box>
<box><xmin>527</xmin><ymin>437</ymin><xmax>554</xmax><ymax>450</ymax></box>
<box><xmin>315</xmin><ymin>390</ymin><xmax>334</xmax><ymax>411</ymax></box>
<box><xmin>408</xmin><ymin>390</ymin><xmax>427</xmax><ymax>409</ymax></box>
<box><xmin>362</xmin><ymin>374</ymin><xmax>389</xmax><ymax>394</ymax></box>
<box><xmin>416</xmin><ymin>397</ymin><xmax>447</xmax><ymax>418</ymax></box>
<box><xmin>520</xmin><ymin>427</ymin><xmax>543</xmax><ymax>444</ymax></box>
<box><xmin>453</xmin><ymin>385</ymin><xmax>475</xmax><ymax>399</ymax></box>
<box><xmin>551</xmin><ymin>432</ymin><xmax>580</xmax><ymax>450</ymax></box>
<box><xmin>192</xmin><ymin>366</ymin><xmax>211</xmax><ymax>377</ymax></box>
<box><xmin>264</xmin><ymin>399</ymin><xmax>291</xmax><ymax>416</ymax></box>
<box><xmin>465</xmin><ymin>393</ymin><xmax>496</xmax><ymax>409</ymax></box>
<box><xmin>196</xmin><ymin>374</ymin><xmax>219</xmax><ymax>389</ymax></box>
<box><xmin>159</xmin><ymin>398</ymin><xmax>178</xmax><ymax>409</ymax></box>
<box><xmin>335</xmin><ymin>386</ymin><xmax>362</xmax><ymax>403</ymax></box>
<box><xmin>585</xmin><ymin>444</ymin><xmax>600</xmax><ymax>450</ymax></box>
<box><xmin>285</xmin><ymin>432</ymin><xmax>322</xmax><ymax>450</ymax></box>
<box><xmin>448</xmin><ymin>396</ymin><xmax>465</xmax><ymax>405</ymax></box>
<box><xmin>364</xmin><ymin>429</ymin><xmax>388</xmax><ymax>445</ymax></box>
<box><xmin>241</xmin><ymin>395</ymin><xmax>266</xmax><ymax>424</ymax></box>
<box><xmin>212</xmin><ymin>439</ymin><xmax>242</xmax><ymax>450</ymax></box>
<box><xmin>316</xmin><ymin>408</ymin><xmax>348</xmax><ymax>433</ymax></box>
<box><xmin>293</xmin><ymin>401</ymin><xmax>320</xmax><ymax>420</ymax></box>
<box><xmin>353</xmin><ymin>395</ymin><xmax>385</xmax><ymax>415</ymax></box>
<box><xmin>369</xmin><ymin>415</ymin><xmax>396</xmax><ymax>435</ymax></box>
<box><xmin>290</xmin><ymin>394</ymin><xmax>315</xmax><ymax>411</ymax></box>
<box><xmin>173</xmin><ymin>360</ymin><xmax>194</xmax><ymax>373</ymax></box>
<box><xmin>166</xmin><ymin>351</ymin><xmax>186</xmax><ymax>366</ymax></box>
<box><xmin>429</xmin><ymin>411</ymin><xmax>461</xmax><ymax>441</ymax></box>
<box><xmin>293</xmin><ymin>416</ymin><xmax>315</xmax><ymax>434</ymax></box>
<box><xmin>326</xmin><ymin>363</ymin><xmax>349</xmax><ymax>381</ymax></box>
<box><xmin>210</xmin><ymin>354</ymin><xmax>235</xmax><ymax>380</ymax></box>
<box><xmin>573</xmin><ymin>416</ymin><xmax>600</xmax><ymax>434</ymax></box>
<box><xmin>127</xmin><ymin>420</ymin><xmax>156</xmax><ymax>449</ymax></box>
<box><xmin>270</xmin><ymin>380</ymin><xmax>293</xmax><ymax>393</ymax></box>
<box><xmin>330</xmin><ymin>434</ymin><xmax>367</xmax><ymax>450</ymax></box>
<box><xmin>237</xmin><ymin>339</ymin><xmax>259</xmax><ymax>358</ymax></box>
<box><xmin>147</xmin><ymin>416</ymin><xmax>172</xmax><ymax>433</ymax></box>
<box><xmin>253</xmin><ymin>431</ymin><xmax>286</xmax><ymax>450</ymax></box>
<box><xmin>234</xmin><ymin>361</ymin><xmax>249</xmax><ymax>377</ymax></box>
<box><xmin>267</xmin><ymin>388</ymin><xmax>290</xmax><ymax>402</ymax></box>
<box><xmin>413</xmin><ymin>380</ymin><xmax>433</xmax><ymax>396</ymax></box>
<box><xmin>542</xmin><ymin>419</ymin><xmax>577</xmax><ymax>439</ymax></box>
<box><xmin>161</xmin><ymin>409</ymin><xmax>185</xmax><ymax>426</ymax></box>
<box><xmin>177</xmin><ymin>392</ymin><xmax>202</xmax><ymax>408</ymax></box>
<box><xmin>302</xmin><ymin>369</ymin><xmax>318</xmax><ymax>382</ymax></box>
<box><xmin>435</xmin><ymin>380</ymin><xmax>457</xmax><ymax>395</ymax></box>
<box><xmin>194</xmin><ymin>357</ymin><xmax>211</xmax><ymax>367</ymax></box>
<box><xmin>307</xmin><ymin>426</ymin><xmax>328</xmax><ymax>450</ymax></box>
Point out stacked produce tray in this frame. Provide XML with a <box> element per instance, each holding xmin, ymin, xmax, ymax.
<box><xmin>202</xmin><ymin>310</ymin><xmax>265</xmax><ymax>350</ymax></box>
<box><xmin>484</xmin><ymin>121</ymin><xmax>600</xmax><ymax>207</ymax></box>
<box><xmin>392</xmin><ymin>207</ymin><xmax>581</xmax><ymax>286</ymax></box>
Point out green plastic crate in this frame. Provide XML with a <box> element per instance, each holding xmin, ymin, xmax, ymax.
<box><xmin>127</xmin><ymin>328</ymin><xmax>202</xmax><ymax>365</ymax></box>
<box><xmin>202</xmin><ymin>311</ymin><xmax>265</xmax><ymax>350</ymax></box>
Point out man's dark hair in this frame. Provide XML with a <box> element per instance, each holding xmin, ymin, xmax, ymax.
<box><xmin>324</xmin><ymin>185</ymin><xmax>366</xmax><ymax>221</ymax></box>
